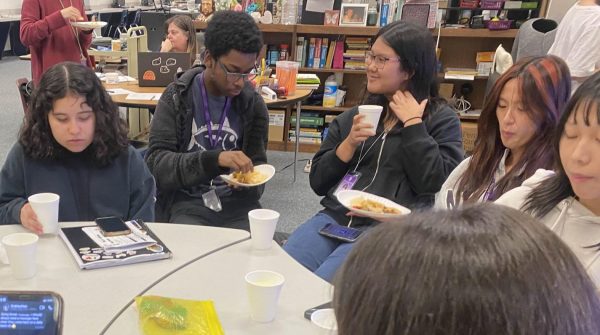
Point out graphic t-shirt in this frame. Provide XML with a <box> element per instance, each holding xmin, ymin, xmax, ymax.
<box><xmin>184</xmin><ymin>75</ymin><xmax>242</xmax><ymax>197</ymax></box>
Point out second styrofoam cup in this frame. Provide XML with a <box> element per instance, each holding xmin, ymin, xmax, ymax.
<box><xmin>311</xmin><ymin>308</ymin><xmax>339</xmax><ymax>334</ymax></box>
<box><xmin>358</xmin><ymin>105</ymin><xmax>383</xmax><ymax>135</ymax></box>
<box><xmin>245</xmin><ymin>270</ymin><xmax>285</xmax><ymax>323</ymax></box>
<box><xmin>2</xmin><ymin>233</ymin><xmax>39</xmax><ymax>279</ymax></box>
<box><xmin>248</xmin><ymin>209</ymin><xmax>280</xmax><ymax>250</ymax></box>
<box><xmin>28</xmin><ymin>193</ymin><xmax>60</xmax><ymax>235</ymax></box>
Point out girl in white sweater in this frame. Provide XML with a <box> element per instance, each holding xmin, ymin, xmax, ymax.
<box><xmin>497</xmin><ymin>72</ymin><xmax>600</xmax><ymax>286</ymax></box>
<box><xmin>435</xmin><ymin>56</ymin><xmax>571</xmax><ymax>209</ymax></box>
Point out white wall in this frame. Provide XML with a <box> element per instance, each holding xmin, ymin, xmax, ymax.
<box><xmin>546</xmin><ymin>0</ymin><xmax>578</xmax><ymax>22</ymax></box>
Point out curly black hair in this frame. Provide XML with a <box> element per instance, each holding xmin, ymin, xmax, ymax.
<box><xmin>204</xmin><ymin>10</ymin><xmax>263</xmax><ymax>59</ymax></box>
<box><xmin>19</xmin><ymin>62</ymin><xmax>129</xmax><ymax>167</ymax></box>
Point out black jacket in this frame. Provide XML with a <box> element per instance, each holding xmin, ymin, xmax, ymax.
<box><xmin>145</xmin><ymin>66</ymin><xmax>269</xmax><ymax>221</ymax></box>
<box><xmin>310</xmin><ymin>102</ymin><xmax>464</xmax><ymax>226</ymax></box>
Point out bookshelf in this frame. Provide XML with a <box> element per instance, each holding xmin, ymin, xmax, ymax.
<box><xmin>192</xmin><ymin>2</ymin><xmax>543</xmax><ymax>153</ymax></box>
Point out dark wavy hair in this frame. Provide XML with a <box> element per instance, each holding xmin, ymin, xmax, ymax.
<box><xmin>203</xmin><ymin>10</ymin><xmax>263</xmax><ymax>60</ymax></box>
<box><xmin>524</xmin><ymin>72</ymin><xmax>600</xmax><ymax>217</ymax></box>
<box><xmin>334</xmin><ymin>203</ymin><xmax>600</xmax><ymax>335</ymax></box>
<box><xmin>364</xmin><ymin>21</ymin><xmax>443</xmax><ymax>122</ymax></box>
<box><xmin>455</xmin><ymin>56</ymin><xmax>571</xmax><ymax>203</ymax></box>
<box><xmin>19</xmin><ymin>62</ymin><xmax>129</xmax><ymax>167</ymax></box>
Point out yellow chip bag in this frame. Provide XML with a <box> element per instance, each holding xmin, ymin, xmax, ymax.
<box><xmin>135</xmin><ymin>295</ymin><xmax>224</xmax><ymax>335</ymax></box>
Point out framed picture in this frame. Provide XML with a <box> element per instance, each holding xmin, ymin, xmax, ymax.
<box><xmin>324</xmin><ymin>10</ymin><xmax>340</xmax><ymax>26</ymax></box>
<box><xmin>339</xmin><ymin>4</ymin><xmax>368</xmax><ymax>26</ymax></box>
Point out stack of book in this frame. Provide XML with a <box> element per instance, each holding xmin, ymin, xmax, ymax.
<box><xmin>296</xmin><ymin>73</ymin><xmax>321</xmax><ymax>90</ymax></box>
<box><xmin>344</xmin><ymin>37</ymin><xmax>370</xmax><ymax>70</ymax></box>
<box><xmin>297</xmin><ymin>37</ymin><xmax>340</xmax><ymax>69</ymax></box>
<box><xmin>289</xmin><ymin>112</ymin><xmax>324</xmax><ymax>144</ymax></box>
<box><xmin>444</xmin><ymin>68</ymin><xmax>479</xmax><ymax>80</ymax></box>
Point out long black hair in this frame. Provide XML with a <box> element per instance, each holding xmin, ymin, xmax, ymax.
<box><xmin>364</xmin><ymin>20</ymin><xmax>441</xmax><ymax>120</ymax></box>
<box><xmin>19</xmin><ymin>62</ymin><xmax>129</xmax><ymax>167</ymax></box>
<box><xmin>523</xmin><ymin>72</ymin><xmax>600</xmax><ymax>217</ymax></box>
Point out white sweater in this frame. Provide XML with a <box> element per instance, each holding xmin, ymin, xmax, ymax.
<box><xmin>496</xmin><ymin>169</ymin><xmax>600</xmax><ymax>287</ymax></box>
<box><xmin>435</xmin><ymin>150</ymin><xmax>510</xmax><ymax>209</ymax></box>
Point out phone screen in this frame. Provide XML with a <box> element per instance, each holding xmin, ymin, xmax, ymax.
<box><xmin>95</xmin><ymin>216</ymin><xmax>129</xmax><ymax>234</ymax></box>
<box><xmin>0</xmin><ymin>292</ymin><xmax>62</xmax><ymax>334</ymax></box>
<box><xmin>319</xmin><ymin>223</ymin><xmax>362</xmax><ymax>242</ymax></box>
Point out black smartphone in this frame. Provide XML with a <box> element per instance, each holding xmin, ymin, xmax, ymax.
<box><xmin>95</xmin><ymin>216</ymin><xmax>131</xmax><ymax>237</ymax></box>
<box><xmin>0</xmin><ymin>291</ymin><xmax>64</xmax><ymax>334</ymax></box>
<box><xmin>304</xmin><ymin>301</ymin><xmax>332</xmax><ymax>320</ymax></box>
<box><xmin>318</xmin><ymin>223</ymin><xmax>363</xmax><ymax>243</ymax></box>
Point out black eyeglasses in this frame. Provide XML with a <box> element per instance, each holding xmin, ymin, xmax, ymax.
<box><xmin>365</xmin><ymin>51</ymin><xmax>401</xmax><ymax>70</ymax></box>
<box><xmin>218</xmin><ymin>61</ymin><xmax>258</xmax><ymax>82</ymax></box>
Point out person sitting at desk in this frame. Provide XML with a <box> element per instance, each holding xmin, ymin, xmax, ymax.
<box><xmin>435</xmin><ymin>56</ymin><xmax>571</xmax><ymax>208</ymax></box>
<box><xmin>333</xmin><ymin>204</ymin><xmax>600</xmax><ymax>334</ymax></box>
<box><xmin>283</xmin><ymin>21</ymin><xmax>464</xmax><ymax>282</ymax></box>
<box><xmin>20</xmin><ymin>0</ymin><xmax>95</xmax><ymax>84</ymax></box>
<box><xmin>0</xmin><ymin>62</ymin><xmax>156</xmax><ymax>233</ymax></box>
<box><xmin>160</xmin><ymin>15</ymin><xmax>198</xmax><ymax>66</ymax></box>
<box><xmin>145</xmin><ymin>11</ymin><xmax>267</xmax><ymax>230</ymax></box>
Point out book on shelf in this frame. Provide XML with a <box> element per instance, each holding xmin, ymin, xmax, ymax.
<box><xmin>59</xmin><ymin>220</ymin><xmax>172</xmax><ymax>270</ymax></box>
<box><xmin>290</xmin><ymin>115</ymin><xmax>324</xmax><ymax>127</ymax></box>
<box><xmin>288</xmin><ymin>136</ymin><xmax>322</xmax><ymax>144</ymax></box>
<box><xmin>289</xmin><ymin>130</ymin><xmax>323</xmax><ymax>138</ymax></box>
<box><xmin>313</xmin><ymin>38</ymin><xmax>322</xmax><ymax>69</ymax></box>
<box><xmin>332</xmin><ymin>39</ymin><xmax>345</xmax><ymax>69</ymax></box>
<box><xmin>296</xmin><ymin>36</ymin><xmax>305</xmax><ymax>65</ymax></box>
<box><xmin>296</xmin><ymin>73</ymin><xmax>320</xmax><ymax>84</ymax></box>
<box><xmin>319</xmin><ymin>38</ymin><xmax>329</xmax><ymax>69</ymax></box>
<box><xmin>325</xmin><ymin>40</ymin><xmax>336</xmax><ymax>68</ymax></box>
<box><xmin>307</xmin><ymin>38</ymin><xmax>316</xmax><ymax>68</ymax></box>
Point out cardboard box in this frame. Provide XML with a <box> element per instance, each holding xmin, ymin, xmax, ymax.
<box><xmin>268</xmin><ymin>109</ymin><xmax>285</xmax><ymax>142</ymax></box>
<box><xmin>461</xmin><ymin>121</ymin><xmax>478</xmax><ymax>153</ymax></box>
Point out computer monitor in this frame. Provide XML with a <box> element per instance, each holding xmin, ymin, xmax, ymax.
<box><xmin>140</xmin><ymin>11</ymin><xmax>172</xmax><ymax>51</ymax></box>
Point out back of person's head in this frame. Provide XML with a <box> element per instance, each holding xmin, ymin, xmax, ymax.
<box><xmin>370</xmin><ymin>21</ymin><xmax>437</xmax><ymax>104</ymax></box>
<box><xmin>19</xmin><ymin>62</ymin><xmax>128</xmax><ymax>166</ymax></box>
<box><xmin>333</xmin><ymin>203</ymin><xmax>600</xmax><ymax>335</ymax></box>
<box><xmin>457</xmin><ymin>55</ymin><xmax>571</xmax><ymax>202</ymax></box>
<box><xmin>203</xmin><ymin>10</ymin><xmax>263</xmax><ymax>60</ymax></box>
<box><xmin>525</xmin><ymin>71</ymin><xmax>600</xmax><ymax>217</ymax></box>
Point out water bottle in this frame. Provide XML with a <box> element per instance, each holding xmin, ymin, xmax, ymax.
<box><xmin>281</xmin><ymin>0</ymin><xmax>297</xmax><ymax>25</ymax></box>
<box><xmin>323</xmin><ymin>75</ymin><xmax>337</xmax><ymax>108</ymax></box>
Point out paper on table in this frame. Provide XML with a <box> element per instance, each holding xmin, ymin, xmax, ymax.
<box><xmin>306</xmin><ymin>0</ymin><xmax>334</xmax><ymax>13</ymax></box>
<box><xmin>82</xmin><ymin>221</ymin><xmax>157</xmax><ymax>252</ymax></box>
<box><xmin>126</xmin><ymin>93</ymin><xmax>161</xmax><ymax>100</ymax></box>
<box><xmin>106</xmin><ymin>88</ymin><xmax>134</xmax><ymax>95</ymax></box>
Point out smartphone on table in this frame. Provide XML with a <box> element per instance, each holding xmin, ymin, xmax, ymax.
<box><xmin>95</xmin><ymin>216</ymin><xmax>131</xmax><ymax>237</ymax></box>
<box><xmin>304</xmin><ymin>301</ymin><xmax>332</xmax><ymax>320</ymax></box>
<box><xmin>0</xmin><ymin>291</ymin><xmax>64</xmax><ymax>334</ymax></box>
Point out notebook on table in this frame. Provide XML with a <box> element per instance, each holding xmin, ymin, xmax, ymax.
<box><xmin>59</xmin><ymin>220</ymin><xmax>172</xmax><ymax>270</ymax></box>
<box><xmin>137</xmin><ymin>52</ymin><xmax>190</xmax><ymax>87</ymax></box>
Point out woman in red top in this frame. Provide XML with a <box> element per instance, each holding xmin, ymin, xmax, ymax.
<box><xmin>20</xmin><ymin>0</ymin><xmax>94</xmax><ymax>83</ymax></box>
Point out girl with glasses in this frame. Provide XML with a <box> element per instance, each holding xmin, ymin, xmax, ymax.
<box><xmin>284</xmin><ymin>21</ymin><xmax>464</xmax><ymax>282</ymax></box>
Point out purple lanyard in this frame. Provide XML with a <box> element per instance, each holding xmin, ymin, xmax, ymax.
<box><xmin>199</xmin><ymin>72</ymin><xmax>231</xmax><ymax>149</ymax></box>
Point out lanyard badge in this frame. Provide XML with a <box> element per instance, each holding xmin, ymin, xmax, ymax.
<box><xmin>199</xmin><ymin>72</ymin><xmax>231</xmax><ymax>150</ymax></box>
<box><xmin>202</xmin><ymin>180</ymin><xmax>222</xmax><ymax>212</ymax></box>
